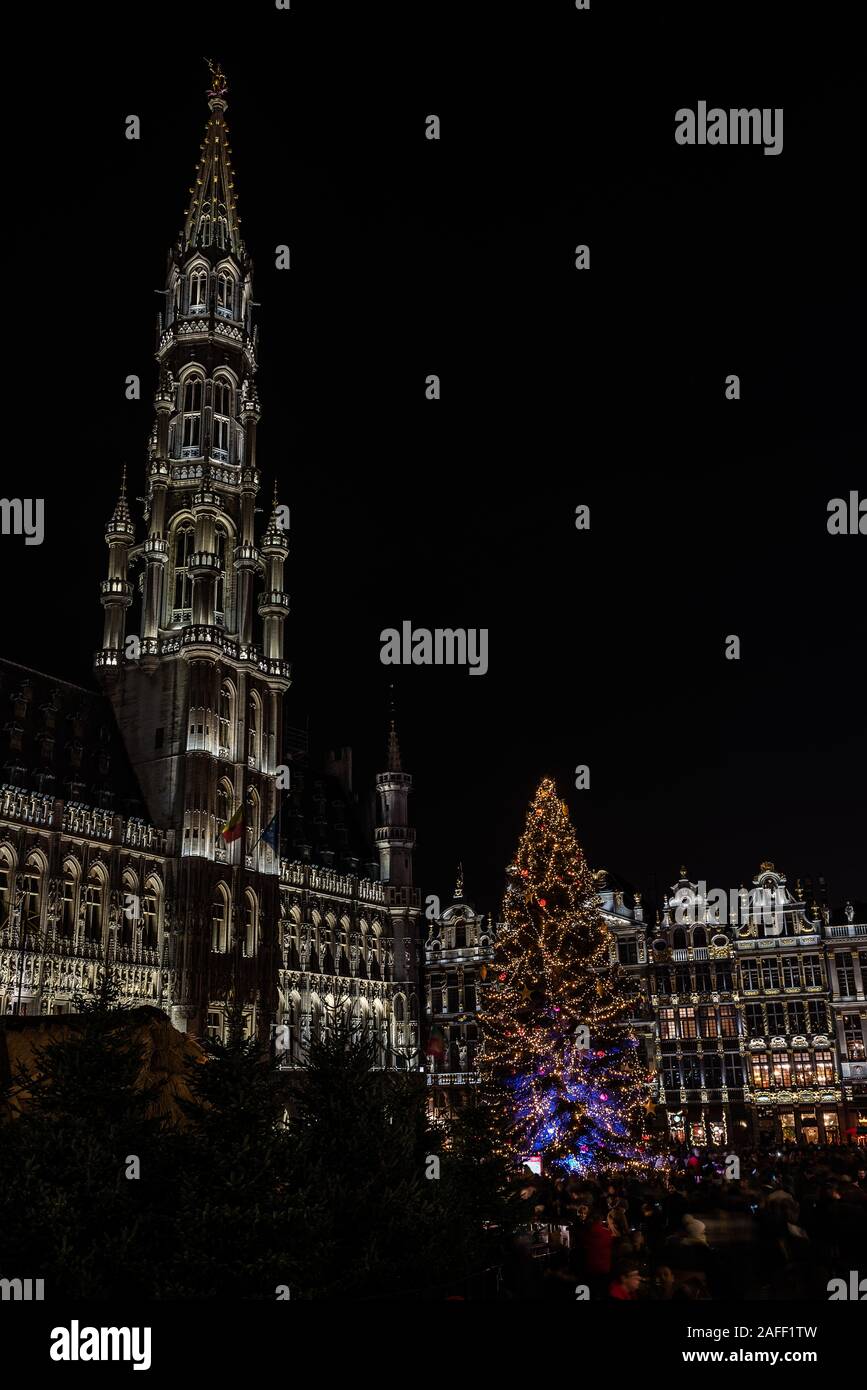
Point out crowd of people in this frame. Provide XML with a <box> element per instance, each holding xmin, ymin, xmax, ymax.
<box><xmin>503</xmin><ymin>1143</ymin><xmax>867</xmax><ymax>1300</ymax></box>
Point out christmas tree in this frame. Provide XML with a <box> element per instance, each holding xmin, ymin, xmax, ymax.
<box><xmin>479</xmin><ymin>778</ymin><xmax>647</xmax><ymax>1173</ymax></box>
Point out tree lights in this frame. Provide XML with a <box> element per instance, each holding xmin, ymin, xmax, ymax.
<box><xmin>479</xmin><ymin>777</ymin><xmax>648</xmax><ymax>1173</ymax></box>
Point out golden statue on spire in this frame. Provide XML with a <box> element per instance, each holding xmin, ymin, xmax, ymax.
<box><xmin>205</xmin><ymin>58</ymin><xmax>228</xmax><ymax>97</ymax></box>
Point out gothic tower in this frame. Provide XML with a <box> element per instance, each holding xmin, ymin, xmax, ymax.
<box><xmin>376</xmin><ymin>709</ymin><xmax>423</xmax><ymax>1042</ymax></box>
<box><xmin>95</xmin><ymin>64</ymin><xmax>290</xmax><ymax>1038</ymax></box>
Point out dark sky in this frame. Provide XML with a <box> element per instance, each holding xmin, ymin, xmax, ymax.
<box><xmin>7</xmin><ymin>4</ymin><xmax>865</xmax><ymax>916</ymax></box>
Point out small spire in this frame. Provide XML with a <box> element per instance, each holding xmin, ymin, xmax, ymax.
<box><xmin>108</xmin><ymin>466</ymin><xmax>134</xmax><ymax>533</ymax></box>
<box><xmin>454</xmin><ymin>862</ymin><xmax>464</xmax><ymax>900</ymax></box>
<box><xmin>386</xmin><ymin>685</ymin><xmax>402</xmax><ymax>772</ymax></box>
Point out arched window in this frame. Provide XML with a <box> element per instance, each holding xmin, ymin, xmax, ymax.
<box><xmin>244</xmin><ymin>890</ymin><xmax>258</xmax><ymax>956</ymax></box>
<box><xmin>216</xmin><ymin>270</ymin><xmax>235</xmax><ymax>319</ymax></box>
<box><xmin>214</xmin><ymin>204</ymin><xmax>228</xmax><ymax>249</ymax></box>
<box><xmin>246</xmin><ymin>788</ymin><xmax>260</xmax><ymax>863</ymax></box>
<box><xmin>172</xmin><ymin>523</ymin><xmax>195</xmax><ymax>622</ymax></box>
<box><xmin>181</xmin><ymin>373</ymin><xmax>204</xmax><ymax>457</ymax></box>
<box><xmin>672</xmin><ymin>928</ymin><xmax>687</xmax><ymax>950</ymax></box>
<box><xmin>212</xmin><ymin>378</ymin><xmax>233</xmax><ymax>463</ymax></box>
<box><xmin>217</xmin><ymin>684</ymin><xmax>234</xmax><ymax>758</ymax></box>
<box><xmin>211</xmin><ymin>884</ymin><xmax>230</xmax><ymax>953</ymax></box>
<box><xmin>248</xmin><ymin>691</ymin><xmax>262</xmax><ymax>768</ymax></box>
<box><xmin>60</xmin><ymin>859</ymin><xmax>78</xmax><ymax>938</ymax></box>
<box><xmin>0</xmin><ymin>848</ymin><xmax>14</xmax><ymax>927</ymax></box>
<box><xmin>121</xmin><ymin>872</ymin><xmax>138</xmax><ymax>948</ymax></box>
<box><xmin>21</xmin><ymin>855</ymin><xmax>44</xmax><ymax>938</ymax></box>
<box><xmin>142</xmin><ymin>879</ymin><xmax>159</xmax><ymax>950</ymax></box>
<box><xmin>214</xmin><ymin>524</ymin><xmax>228</xmax><ymax>624</ymax></box>
<box><xmin>83</xmin><ymin>868</ymin><xmax>104</xmax><ymax>945</ymax></box>
<box><xmin>188</xmin><ymin>267</ymin><xmax>208</xmax><ymax>313</ymax></box>
<box><xmin>692</xmin><ymin>926</ymin><xmax>707</xmax><ymax>948</ymax></box>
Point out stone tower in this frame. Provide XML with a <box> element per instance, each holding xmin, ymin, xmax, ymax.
<box><xmin>95</xmin><ymin>63</ymin><xmax>290</xmax><ymax>1038</ymax></box>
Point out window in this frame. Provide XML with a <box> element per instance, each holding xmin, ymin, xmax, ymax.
<box><xmin>245</xmin><ymin>790</ymin><xmax>260</xmax><ymax>863</ymax></box>
<box><xmin>750</xmin><ymin>1053</ymin><xmax>771</xmax><ymax>1089</ymax></box>
<box><xmin>719</xmin><ymin>1004</ymin><xmax>738</xmax><ymax>1038</ymax></box>
<box><xmin>447</xmin><ymin>974</ymin><xmax>459</xmax><ymax>1014</ymax></box>
<box><xmin>207</xmin><ymin>1011</ymin><xmax>223</xmax><ymax>1042</ymax></box>
<box><xmin>715</xmin><ymin>962</ymin><xmax>733</xmax><ymax>992</ymax></box>
<box><xmin>699</xmin><ymin>1006</ymin><xmax>718</xmax><ymax>1039</ymax></box>
<box><xmin>681</xmin><ymin>1051</ymin><xmax>701</xmax><ymax>1089</ymax></box>
<box><xmin>741</xmin><ymin>959</ymin><xmax>760</xmax><ymax>991</ymax></box>
<box><xmin>675</xmin><ymin>967</ymin><xmax>691</xmax><ymax>995</ymax></box>
<box><xmin>216</xmin><ymin>780</ymin><xmax>233</xmax><ymax>835</ymax></box>
<box><xmin>704</xmin><ymin>1053</ymin><xmax>722</xmax><ymax>1088</ymax></box>
<box><xmin>781</xmin><ymin>955</ymin><xmax>801</xmax><ymax>989</ymax></box>
<box><xmin>802</xmin><ymin>955</ymin><xmax>823</xmax><ymax>988</ymax></box>
<box><xmin>808</xmin><ymin>999</ymin><xmax>828</xmax><ymax>1033</ymax></box>
<box><xmin>0</xmin><ymin>855</ymin><xmax>11</xmax><ymax>918</ymax></box>
<box><xmin>211</xmin><ymin>889</ymin><xmax>229</xmax><ymax>953</ymax></box>
<box><xmin>464</xmin><ymin>971</ymin><xmax>476</xmax><ymax>1012</ymax></box>
<box><xmin>814</xmin><ymin>1050</ymin><xmax>835</xmax><ymax>1085</ymax></box>
<box><xmin>212</xmin><ymin>378</ymin><xmax>233</xmax><ymax>462</ymax></box>
<box><xmin>655</xmin><ymin>970</ymin><xmax>672</xmax><ymax>997</ymax></box>
<box><xmin>762</xmin><ymin>958</ymin><xmax>781</xmax><ymax>990</ymax></box>
<box><xmin>662</xmin><ymin>1055</ymin><xmax>680</xmax><ymax>1091</ymax></box>
<box><xmin>214</xmin><ymin>525</ymin><xmax>228</xmax><ymax>624</ymax></box>
<box><xmin>659</xmin><ymin>1007</ymin><xmax>676</xmax><ymax>1040</ymax></box>
<box><xmin>181</xmin><ymin>374</ymin><xmax>203</xmax><ymax>457</ymax></box>
<box><xmin>788</xmin><ymin>1000</ymin><xmax>807</xmax><ymax>1034</ymax></box>
<box><xmin>60</xmin><ymin>865</ymin><xmax>77</xmax><ymax>937</ymax></box>
<box><xmin>843</xmin><ymin>1014</ymin><xmax>866</xmax><ymax>1061</ymax></box>
<box><xmin>244</xmin><ymin>893</ymin><xmax>258</xmax><ymax>956</ymax></box>
<box><xmin>21</xmin><ymin>860</ymin><xmax>42</xmax><ymax>935</ymax></box>
<box><xmin>677</xmin><ymin>1007</ymin><xmax>697</xmax><ymax>1039</ymax></box>
<box><xmin>766</xmin><ymin>1001</ymin><xmax>786</xmax><ymax>1034</ymax></box>
<box><xmin>188</xmin><ymin>267</ymin><xmax>208</xmax><ymax>313</ymax></box>
<box><xmin>792</xmin><ymin>1050</ymin><xmax>813</xmax><ymax>1085</ymax></box>
<box><xmin>771</xmin><ymin>1051</ymin><xmax>791</xmax><ymax>1087</ymax></box>
<box><xmin>142</xmin><ymin>888</ymin><xmax>158</xmax><ymax>950</ymax></box>
<box><xmin>745</xmin><ymin>1002</ymin><xmax>765</xmax><ymax>1035</ymax></box>
<box><xmin>218</xmin><ymin>684</ymin><xmax>232</xmax><ymax>756</ymax></box>
<box><xmin>83</xmin><ymin>872</ymin><xmax>103</xmax><ymax>943</ymax></box>
<box><xmin>694</xmin><ymin>964</ymin><xmax>712</xmax><ymax>993</ymax></box>
<box><xmin>172</xmin><ymin>524</ymin><xmax>195</xmax><ymax>619</ymax></box>
<box><xmin>836</xmin><ymin>956</ymin><xmax>856</xmax><ymax>996</ymax></box>
<box><xmin>724</xmin><ymin>1052</ymin><xmax>743</xmax><ymax>1086</ymax></box>
<box><xmin>618</xmin><ymin>940</ymin><xmax>638</xmax><ymax>966</ymax></box>
<box><xmin>216</xmin><ymin>270</ymin><xmax>235</xmax><ymax>318</ymax></box>
<box><xmin>248</xmin><ymin>692</ymin><xmax>261</xmax><ymax>767</ymax></box>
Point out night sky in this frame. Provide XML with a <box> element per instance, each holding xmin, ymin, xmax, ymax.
<box><xmin>7</xmin><ymin>5</ymin><xmax>865</xmax><ymax>916</ymax></box>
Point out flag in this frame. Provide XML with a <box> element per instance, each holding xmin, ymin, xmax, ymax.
<box><xmin>261</xmin><ymin>811</ymin><xmax>280</xmax><ymax>852</ymax></box>
<box><xmin>425</xmin><ymin>1026</ymin><xmax>445</xmax><ymax>1058</ymax></box>
<box><xmin>221</xmin><ymin>804</ymin><xmax>244</xmax><ymax>843</ymax></box>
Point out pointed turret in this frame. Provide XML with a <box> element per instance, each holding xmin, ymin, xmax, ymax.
<box><xmin>96</xmin><ymin>468</ymin><xmax>135</xmax><ymax>666</ymax></box>
<box><xmin>181</xmin><ymin>60</ymin><xmax>243</xmax><ymax>258</ymax></box>
<box><xmin>375</xmin><ymin>694</ymin><xmax>415</xmax><ymax>887</ymax></box>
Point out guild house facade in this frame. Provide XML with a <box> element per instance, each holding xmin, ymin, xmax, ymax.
<box><xmin>0</xmin><ymin>67</ymin><xmax>422</xmax><ymax>1064</ymax></box>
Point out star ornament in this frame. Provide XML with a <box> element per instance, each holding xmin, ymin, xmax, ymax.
<box><xmin>643</xmin><ymin>1098</ymin><xmax>657</xmax><ymax>1115</ymax></box>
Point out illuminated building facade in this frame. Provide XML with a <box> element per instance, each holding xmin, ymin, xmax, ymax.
<box><xmin>0</xmin><ymin>69</ymin><xmax>421</xmax><ymax>1063</ymax></box>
